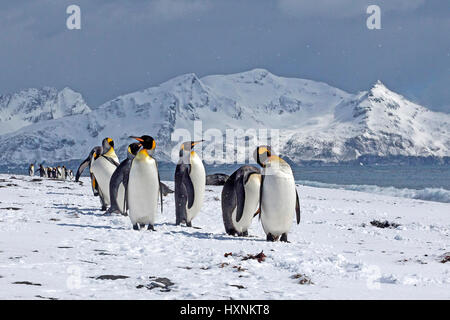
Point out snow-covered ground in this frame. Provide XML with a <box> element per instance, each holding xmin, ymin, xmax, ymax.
<box><xmin>0</xmin><ymin>174</ymin><xmax>449</xmax><ymax>300</ymax></box>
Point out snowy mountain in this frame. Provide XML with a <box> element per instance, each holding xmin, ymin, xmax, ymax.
<box><xmin>0</xmin><ymin>69</ymin><xmax>448</xmax><ymax>166</ymax></box>
<box><xmin>0</xmin><ymin>87</ymin><xmax>91</xmax><ymax>135</ymax></box>
<box><xmin>283</xmin><ymin>81</ymin><xmax>450</xmax><ymax>162</ymax></box>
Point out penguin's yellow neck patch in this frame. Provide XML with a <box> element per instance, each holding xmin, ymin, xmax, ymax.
<box><xmin>190</xmin><ymin>151</ymin><xmax>196</xmax><ymax>157</ymax></box>
<box><xmin>269</xmin><ymin>155</ymin><xmax>285</xmax><ymax>164</ymax></box>
<box><xmin>104</xmin><ymin>147</ymin><xmax>116</xmax><ymax>158</ymax></box>
<box><xmin>136</xmin><ymin>149</ymin><xmax>151</xmax><ymax>159</ymax></box>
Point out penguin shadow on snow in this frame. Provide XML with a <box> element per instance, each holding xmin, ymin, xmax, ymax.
<box><xmin>46</xmin><ymin>191</ymin><xmax>83</xmax><ymax>196</ymax></box>
<box><xmin>57</xmin><ymin>222</ymin><xmax>128</xmax><ymax>231</ymax></box>
<box><xmin>51</xmin><ymin>203</ymin><xmax>109</xmax><ymax>217</ymax></box>
<box><xmin>166</xmin><ymin>228</ymin><xmax>266</xmax><ymax>242</ymax></box>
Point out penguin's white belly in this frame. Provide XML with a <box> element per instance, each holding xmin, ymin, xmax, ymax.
<box><xmin>186</xmin><ymin>153</ymin><xmax>205</xmax><ymax>222</ymax></box>
<box><xmin>231</xmin><ymin>174</ymin><xmax>261</xmax><ymax>233</ymax></box>
<box><xmin>91</xmin><ymin>157</ymin><xmax>117</xmax><ymax>205</ymax></box>
<box><xmin>261</xmin><ymin>174</ymin><xmax>296</xmax><ymax>237</ymax></box>
<box><xmin>117</xmin><ymin>183</ymin><xmax>125</xmax><ymax>213</ymax></box>
<box><xmin>128</xmin><ymin>158</ymin><xmax>159</xmax><ymax>225</ymax></box>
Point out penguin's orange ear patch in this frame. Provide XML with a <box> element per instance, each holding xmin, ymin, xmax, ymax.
<box><xmin>152</xmin><ymin>140</ymin><xmax>156</xmax><ymax>150</ymax></box>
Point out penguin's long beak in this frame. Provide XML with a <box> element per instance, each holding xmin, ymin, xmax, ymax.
<box><xmin>129</xmin><ymin>136</ymin><xmax>144</xmax><ymax>142</ymax></box>
<box><xmin>192</xmin><ymin>140</ymin><xmax>205</xmax><ymax>147</ymax></box>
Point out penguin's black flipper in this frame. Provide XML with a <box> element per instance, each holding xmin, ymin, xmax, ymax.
<box><xmin>102</xmin><ymin>155</ymin><xmax>120</xmax><ymax>167</ymax></box>
<box><xmin>91</xmin><ymin>173</ymin><xmax>99</xmax><ymax>196</ymax></box>
<box><xmin>108</xmin><ymin>161</ymin><xmax>127</xmax><ymax>214</ymax></box>
<box><xmin>75</xmin><ymin>156</ymin><xmax>90</xmax><ymax>182</ymax></box>
<box><xmin>295</xmin><ymin>188</ymin><xmax>301</xmax><ymax>224</ymax></box>
<box><xmin>175</xmin><ymin>163</ymin><xmax>188</xmax><ymax>225</ymax></box>
<box><xmin>221</xmin><ymin>170</ymin><xmax>238</xmax><ymax>235</ymax></box>
<box><xmin>235</xmin><ymin>172</ymin><xmax>246</xmax><ymax>223</ymax></box>
<box><xmin>258</xmin><ymin>174</ymin><xmax>265</xmax><ymax>221</ymax></box>
<box><xmin>155</xmin><ymin>159</ymin><xmax>163</xmax><ymax>214</ymax></box>
<box><xmin>180</xmin><ymin>164</ymin><xmax>195</xmax><ymax>209</ymax></box>
<box><xmin>122</xmin><ymin>163</ymin><xmax>131</xmax><ymax>216</ymax></box>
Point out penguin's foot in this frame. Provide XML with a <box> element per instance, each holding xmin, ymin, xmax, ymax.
<box><xmin>242</xmin><ymin>231</ymin><xmax>249</xmax><ymax>237</ymax></box>
<box><xmin>280</xmin><ymin>233</ymin><xmax>290</xmax><ymax>243</ymax></box>
<box><xmin>147</xmin><ymin>224</ymin><xmax>155</xmax><ymax>231</ymax></box>
<box><xmin>106</xmin><ymin>207</ymin><xmax>120</xmax><ymax>215</ymax></box>
<box><xmin>101</xmin><ymin>205</ymin><xmax>107</xmax><ymax>211</ymax></box>
<box><xmin>266</xmin><ymin>233</ymin><xmax>276</xmax><ymax>242</ymax></box>
<box><xmin>139</xmin><ymin>223</ymin><xmax>147</xmax><ymax>229</ymax></box>
<box><xmin>132</xmin><ymin>224</ymin><xmax>139</xmax><ymax>231</ymax></box>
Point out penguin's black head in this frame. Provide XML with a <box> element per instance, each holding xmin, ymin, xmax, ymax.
<box><xmin>91</xmin><ymin>146</ymin><xmax>102</xmax><ymax>160</ymax></box>
<box><xmin>254</xmin><ymin>145</ymin><xmax>272</xmax><ymax>168</ymax></box>
<box><xmin>179</xmin><ymin>140</ymin><xmax>204</xmax><ymax>157</ymax></box>
<box><xmin>128</xmin><ymin>142</ymin><xmax>142</xmax><ymax>156</ymax></box>
<box><xmin>102</xmin><ymin>137</ymin><xmax>115</xmax><ymax>151</ymax></box>
<box><xmin>130</xmin><ymin>135</ymin><xmax>155</xmax><ymax>150</ymax></box>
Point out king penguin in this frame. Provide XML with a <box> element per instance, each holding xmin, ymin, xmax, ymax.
<box><xmin>75</xmin><ymin>146</ymin><xmax>102</xmax><ymax>182</ymax></box>
<box><xmin>107</xmin><ymin>142</ymin><xmax>142</xmax><ymax>215</ymax></box>
<box><xmin>90</xmin><ymin>138</ymin><xmax>120</xmax><ymax>211</ymax></box>
<box><xmin>29</xmin><ymin>164</ymin><xmax>34</xmax><ymax>177</ymax></box>
<box><xmin>254</xmin><ymin>146</ymin><xmax>300</xmax><ymax>242</ymax></box>
<box><xmin>75</xmin><ymin>146</ymin><xmax>105</xmax><ymax>204</ymax></box>
<box><xmin>127</xmin><ymin>135</ymin><xmax>163</xmax><ymax>231</ymax></box>
<box><xmin>221</xmin><ymin>165</ymin><xmax>261</xmax><ymax>236</ymax></box>
<box><xmin>39</xmin><ymin>164</ymin><xmax>46</xmax><ymax>178</ymax></box>
<box><xmin>174</xmin><ymin>140</ymin><xmax>205</xmax><ymax>227</ymax></box>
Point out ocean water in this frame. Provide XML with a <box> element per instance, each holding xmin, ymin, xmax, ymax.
<box><xmin>291</xmin><ymin>165</ymin><xmax>450</xmax><ymax>203</ymax></box>
<box><xmin>200</xmin><ymin>164</ymin><xmax>450</xmax><ymax>204</ymax></box>
<box><xmin>2</xmin><ymin>163</ymin><xmax>449</xmax><ymax>204</ymax></box>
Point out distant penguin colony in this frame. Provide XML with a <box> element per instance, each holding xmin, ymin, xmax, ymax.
<box><xmin>28</xmin><ymin>163</ymin><xmax>74</xmax><ymax>181</ymax></box>
<box><xmin>70</xmin><ymin>136</ymin><xmax>301</xmax><ymax>242</ymax></box>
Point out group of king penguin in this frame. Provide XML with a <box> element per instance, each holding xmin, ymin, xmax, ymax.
<box><xmin>76</xmin><ymin>136</ymin><xmax>300</xmax><ymax>242</ymax></box>
<box><xmin>29</xmin><ymin>163</ymin><xmax>74</xmax><ymax>180</ymax></box>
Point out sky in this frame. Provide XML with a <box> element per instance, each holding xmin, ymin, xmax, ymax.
<box><xmin>0</xmin><ymin>0</ymin><xmax>449</xmax><ymax>112</ymax></box>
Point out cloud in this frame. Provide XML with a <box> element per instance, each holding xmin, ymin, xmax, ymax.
<box><xmin>277</xmin><ymin>0</ymin><xmax>425</xmax><ymax>18</ymax></box>
<box><xmin>95</xmin><ymin>0</ymin><xmax>212</xmax><ymax>25</ymax></box>
<box><xmin>150</xmin><ymin>0</ymin><xmax>211</xmax><ymax>20</ymax></box>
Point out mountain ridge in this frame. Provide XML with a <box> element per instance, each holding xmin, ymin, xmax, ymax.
<box><xmin>0</xmin><ymin>87</ymin><xmax>91</xmax><ymax>135</ymax></box>
<box><xmin>0</xmin><ymin>69</ymin><xmax>448</xmax><ymax>166</ymax></box>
